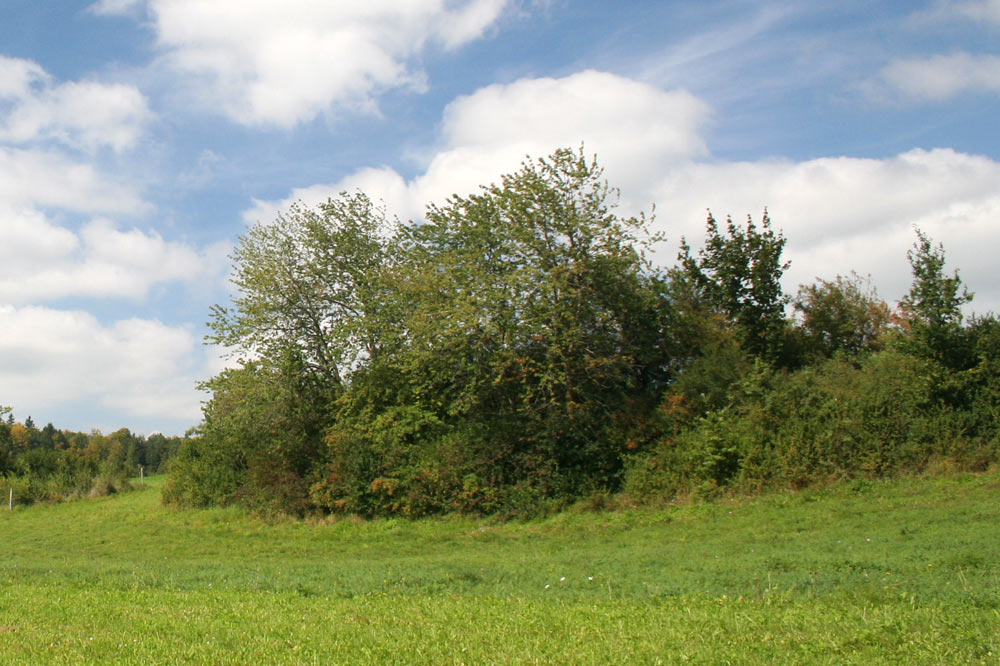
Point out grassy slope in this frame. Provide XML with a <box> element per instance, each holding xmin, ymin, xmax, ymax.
<box><xmin>0</xmin><ymin>473</ymin><xmax>998</xmax><ymax>664</ymax></box>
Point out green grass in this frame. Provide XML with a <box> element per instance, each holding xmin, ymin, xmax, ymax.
<box><xmin>1</xmin><ymin>472</ymin><xmax>999</xmax><ymax>663</ymax></box>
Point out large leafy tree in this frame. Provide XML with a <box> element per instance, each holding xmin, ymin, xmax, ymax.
<box><xmin>322</xmin><ymin>148</ymin><xmax>673</xmax><ymax>513</ymax></box>
<box><xmin>176</xmin><ymin>192</ymin><xmax>400</xmax><ymax>513</ymax></box>
<box><xmin>208</xmin><ymin>192</ymin><xmax>400</xmax><ymax>388</ymax></box>
<box><xmin>411</xmin><ymin>148</ymin><xmax>669</xmax><ymax>469</ymax></box>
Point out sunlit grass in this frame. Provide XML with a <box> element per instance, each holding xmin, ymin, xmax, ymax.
<box><xmin>0</xmin><ymin>472</ymin><xmax>998</xmax><ymax>663</ymax></box>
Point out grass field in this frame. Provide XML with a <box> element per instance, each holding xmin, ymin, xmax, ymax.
<box><xmin>0</xmin><ymin>472</ymin><xmax>998</xmax><ymax>664</ymax></box>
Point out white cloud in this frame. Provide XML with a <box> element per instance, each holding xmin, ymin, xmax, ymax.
<box><xmin>646</xmin><ymin>148</ymin><xmax>1000</xmax><ymax>313</ymax></box>
<box><xmin>0</xmin><ymin>305</ymin><xmax>204</xmax><ymax>425</ymax></box>
<box><xmin>0</xmin><ymin>55</ymin><xmax>47</xmax><ymax>98</ymax></box>
<box><xmin>0</xmin><ymin>147</ymin><xmax>146</xmax><ymax>214</ymax></box>
<box><xmin>0</xmin><ymin>209</ymin><xmax>226</xmax><ymax>304</ymax></box>
<box><xmin>246</xmin><ymin>71</ymin><xmax>1000</xmax><ymax>316</ymax></box>
<box><xmin>100</xmin><ymin>0</ymin><xmax>513</xmax><ymax>127</ymax></box>
<box><xmin>0</xmin><ymin>148</ymin><xmax>224</xmax><ymax>305</ymax></box>
<box><xmin>436</xmin><ymin>0</ymin><xmax>511</xmax><ymax>48</ymax></box>
<box><xmin>244</xmin><ymin>70</ymin><xmax>710</xmax><ymax>223</ymax></box>
<box><xmin>421</xmin><ymin>70</ymin><xmax>708</xmax><ymax>208</ymax></box>
<box><xmin>880</xmin><ymin>52</ymin><xmax>1000</xmax><ymax>100</ymax></box>
<box><xmin>0</xmin><ymin>56</ymin><xmax>150</xmax><ymax>152</ymax></box>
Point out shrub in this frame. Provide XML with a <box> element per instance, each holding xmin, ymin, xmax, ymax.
<box><xmin>625</xmin><ymin>348</ymin><xmax>996</xmax><ymax>501</ymax></box>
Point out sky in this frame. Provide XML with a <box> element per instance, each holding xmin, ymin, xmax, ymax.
<box><xmin>1</xmin><ymin>0</ymin><xmax>999</xmax><ymax>435</ymax></box>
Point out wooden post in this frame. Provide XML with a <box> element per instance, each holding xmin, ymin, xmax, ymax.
<box><xmin>8</xmin><ymin>488</ymin><xmax>11</xmax><ymax>511</ymax></box>
<box><xmin>140</xmin><ymin>465</ymin><xmax>145</xmax><ymax>486</ymax></box>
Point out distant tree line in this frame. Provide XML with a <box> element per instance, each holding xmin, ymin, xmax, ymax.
<box><xmin>164</xmin><ymin>147</ymin><xmax>1000</xmax><ymax>517</ymax></box>
<box><xmin>0</xmin><ymin>411</ymin><xmax>184</xmax><ymax>506</ymax></box>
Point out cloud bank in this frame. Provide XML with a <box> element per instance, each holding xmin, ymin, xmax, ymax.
<box><xmin>248</xmin><ymin>71</ymin><xmax>1000</xmax><ymax>315</ymax></box>
<box><xmin>0</xmin><ymin>55</ymin><xmax>222</xmax><ymax>431</ymax></box>
<box><xmin>0</xmin><ymin>305</ymin><xmax>204</xmax><ymax>428</ymax></box>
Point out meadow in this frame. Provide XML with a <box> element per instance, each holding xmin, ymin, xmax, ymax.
<box><xmin>0</xmin><ymin>472</ymin><xmax>998</xmax><ymax>664</ymax></box>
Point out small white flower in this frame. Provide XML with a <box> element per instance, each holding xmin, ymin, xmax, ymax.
<box><xmin>559</xmin><ymin>577</ymin><xmax>566</xmax><ymax>582</ymax></box>
<box><xmin>544</xmin><ymin>584</ymin><xmax>550</xmax><ymax>589</ymax></box>
<box><xmin>588</xmin><ymin>576</ymin><xmax>594</xmax><ymax>581</ymax></box>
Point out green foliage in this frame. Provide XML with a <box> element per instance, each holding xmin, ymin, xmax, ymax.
<box><xmin>164</xmin><ymin>361</ymin><xmax>326</xmax><ymax>515</ymax></box>
<box><xmin>793</xmin><ymin>272</ymin><xmax>892</xmax><ymax>360</ymax></box>
<box><xmin>208</xmin><ymin>191</ymin><xmax>400</xmax><ymax>386</ymax></box>
<box><xmin>897</xmin><ymin>228</ymin><xmax>975</xmax><ymax>370</ymax></box>
<box><xmin>182</xmin><ymin>152</ymin><xmax>1000</xmax><ymax>519</ymax></box>
<box><xmin>626</xmin><ymin>347</ymin><xmax>1000</xmax><ymax>500</ymax></box>
<box><xmin>679</xmin><ymin>211</ymin><xmax>790</xmax><ymax>362</ymax></box>
<box><xmin>0</xmin><ymin>413</ymin><xmax>176</xmax><ymax>507</ymax></box>
<box><xmin>181</xmin><ymin>191</ymin><xmax>400</xmax><ymax>515</ymax></box>
<box><xmin>413</xmin><ymin>149</ymin><xmax>667</xmax><ymax>476</ymax></box>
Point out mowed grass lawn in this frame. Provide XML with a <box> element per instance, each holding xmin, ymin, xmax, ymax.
<box><xmin>0</xmin><ymin>472</ymin><xmax>999</xmax><ymax>664</ymax></box>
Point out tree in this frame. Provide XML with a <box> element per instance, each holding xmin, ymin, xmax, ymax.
<box><xmin>322</xmin><ymin>147</ymin><xmax>673</xmax><ymax>513</ymax></box>
<box><xmin>897</xmin><ymin>228</ymin><xmax>974</xmax><ymax>370</ymax></box>
<box><xmin>208</xmin><ymin>191</ymin><xmax>400</xmax><ymax>390</ymax></box>
<box><xmin>34</xmin><ymin>423</ymin><xmax>58</xmax><ymax>450</ymax></box>
<box><xmin>186</xmin><ymin>148</ymin><xmax>673</xmax><ymax>516</ymax></box>
<box><xmin>189</xmin><ymin>192</ymin><xmax>402</xmax><ymax>513</ymax></box>
<box><xmin>0</xmin><ymin>409</ymin><xmax>11</xmax><ymax>474</ymax></box>
<box><xmin>793</xmin><ymin>272</ymin><xmax>891</xmax><ymax>359</ymax></box>
<box><xmin>678</xmin><ymin>211</ymin><xmax>790</xmax><ymax>363</ymax></box>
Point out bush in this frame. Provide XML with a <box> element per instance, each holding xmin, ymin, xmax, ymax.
<box><xmin>625</xmin><ymin>347</ymin><xmax>999</xmax><ymax>501</ymax></box>
<box><xmin>161</xmin><ymin>435</ymin><xmax>248</xmax><ymax>508</ymax></box>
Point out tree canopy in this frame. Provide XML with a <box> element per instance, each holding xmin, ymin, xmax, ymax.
<box><xmin>169</xmin><ymin>148</ymin><xmax>1000</xmax><ymax>517</ymax></box>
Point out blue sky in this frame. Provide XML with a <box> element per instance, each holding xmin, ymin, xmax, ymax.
<box><xmin>1</xmin><ymin>0</ymin><xmax>999</xmax><ymax>435</ymax></box>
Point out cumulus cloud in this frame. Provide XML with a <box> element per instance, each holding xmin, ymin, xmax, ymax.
<box><xmin>247</xmin><ymin>70</ymin><xmax>1000</xmax><ymax>315</ymax></box>
<box><xmin>880</xmin><ymin>53</ymin><xmax>1000</xmax><ymax>100</ymax></box>
<box><xmin>0</xmin><ymin>208</ymin><xmax>226</xmax><ymax>304</ymax></box>
<box><xmin>244</xmin><ymin>70</ymin><xmax>710</xmax><ymax>223</ymax></box>
<box><xmin>0</xmin><ymin>55</ymin><xmax>150</xmax><ymax>152</ymax></box>
<box><xmin>0</xmin><ymin>305</ymin><xmax>204</xmax><ymax>426</ymax></box>
<box><xmin>647</xmin><ymin>148</ymin><xmax>1000</xmax><ymax>313</ymax></box>
<box><xmin>95</xmin><ymin>0</ymin><xmax>513</xmax><ymax>126</ymax></box>
<box><xmin>0</xmin><ymin>146</ymin><xmax>146</xmax><ymax>214</ymax></box>
<box><xmin>0</xmin><ymin>146</ymin><xmax>225</xmax><ymax>306</ymax></box>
